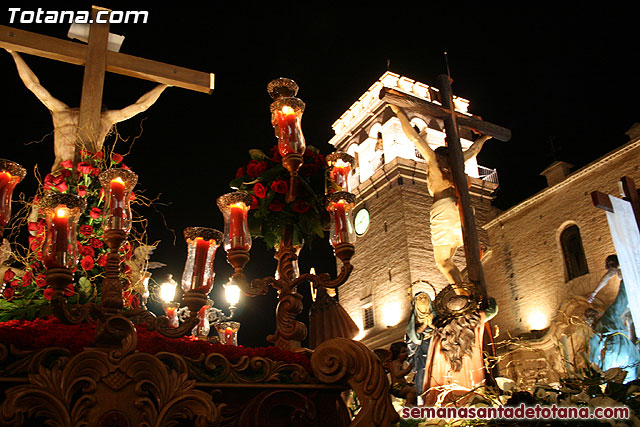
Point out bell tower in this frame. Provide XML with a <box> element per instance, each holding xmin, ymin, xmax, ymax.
<box><xmin>329</xmin><ymin>72</ymin><xmax>499</xmax><ymax>350</ymax></box>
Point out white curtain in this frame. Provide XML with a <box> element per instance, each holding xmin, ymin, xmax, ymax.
<box><xmin>606</xmin><ymin>195</ymin><xmax>640</xmax><ymax>337</ymax></box>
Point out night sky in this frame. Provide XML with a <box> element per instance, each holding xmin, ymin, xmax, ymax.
<box><xmin>2</xmin><ymin>3</ymin><xmax>638</xmax><ymax>346</ymax></box>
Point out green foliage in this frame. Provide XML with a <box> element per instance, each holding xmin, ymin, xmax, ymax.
<box><xmin>230</xmin><ymin>145</ymin><xmax>329</xmax><ymax>249</ymax></box>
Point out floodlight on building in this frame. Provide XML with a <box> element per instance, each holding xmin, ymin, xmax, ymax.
<box><xmin>382</xmin><ymin>301</ymin><xmax>402</xmax><ymax>327</ymax></box>
<box><xmin>528</xmin><ymin>310</ymin><xmax>549</xmax><ymax>331</ymax></box>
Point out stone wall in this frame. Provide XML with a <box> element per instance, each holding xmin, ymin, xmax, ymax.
<box><xmin>483</xmin><ymin>136</ymin><xmax>640</xmax><ymax>339</ymax></box>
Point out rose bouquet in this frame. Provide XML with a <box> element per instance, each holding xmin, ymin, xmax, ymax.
<box><xmin>229</xmin><ymin>145</ymin><xmax>328</xmax><ymax>249</ymax></box>
<box><xmin>0</xmin><ymin>150</ymin><xmax>145</xmax><ymax>321</ymax></box>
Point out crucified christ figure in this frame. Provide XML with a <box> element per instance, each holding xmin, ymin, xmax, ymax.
<box><xmin>391</xmin><ymin>105</ymin><xmax>491</xmax><ymax>284</ymax></box>
<box><xmin>6</xmin><ymin>49</ymin><xmax>168</xmax><ymax>172</ymax></box>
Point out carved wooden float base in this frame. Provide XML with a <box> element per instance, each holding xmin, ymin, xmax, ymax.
<box><xmin>0</xmin><ymin>332</ymin><xmax>398</xmax><ymax>426</ymax></box>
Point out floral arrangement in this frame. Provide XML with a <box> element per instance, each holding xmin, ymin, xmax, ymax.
<box><xmin>229</xmin><ymin>144</ymin><xmax>328</xmax><ymax>249</ymax></box>
<box><xmin>0</xmin><ymin>149</ymin><xmax>146</xmax><ymax>322</ymax></box>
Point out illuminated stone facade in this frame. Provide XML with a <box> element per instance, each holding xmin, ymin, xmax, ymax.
<box><xmin>330</xmin><ymin>73</ymin><xmax>640</xmax><ymax>389</ymax></box>
<box><xmin>329</xmin><ymin>72</ymin><xmax>499</xmax><ymax>350</ymax></box>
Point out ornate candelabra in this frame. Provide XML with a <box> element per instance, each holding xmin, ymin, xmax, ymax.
<box><xmin>0</xmin><ymin>79</ymin><xmax>359</xmax><ymax>352</ymax></box>
<box><xmin>220</xmin><ymin>78</ymin><xmax>358</xmax><ymax>350</ymax></box>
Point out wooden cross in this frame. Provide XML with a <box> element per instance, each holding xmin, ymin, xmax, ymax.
<box><xmin>0</xmin><ymin>6</ymin><xmax>213</xmax><ymax>157</ymax></box>
<box><xmin>380</xmin><ymin>77</ymin><xmax>511</xmax><ymax>301</ymax></box>
<box><xmin>592</xmin><ymin>176</ymin><xmax>640</xmax><ymax>234</ymax></box>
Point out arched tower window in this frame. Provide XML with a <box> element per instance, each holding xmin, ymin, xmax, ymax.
<box><xmin>560</xmin><ymin>224</ymin><xmax>588</xmax><ymax>280</ymax></box>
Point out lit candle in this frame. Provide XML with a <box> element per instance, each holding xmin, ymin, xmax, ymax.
<box><xmin>165</xmin><ymin>305</ymin><xmax>179</xmax><ymax>328</ymax></box>
<box><xmin>333</xmin><ymin>200</ymin><xmax>348</xmax><ymax>245</ymax></box>
<box><xmin>229</xmin><ymin>203</ymin><xmax>248</xmax><ymax>250</ymax></box>
<box><xmin>276</xmin><ymin>106</ymin><xmax>300</xmax><ymax>155</ymax></box>
<box><xmin>224</xmin><ymin>327</ymin><xmax>234</xmax><ymax>345</ymax></box>
<box><xmin>109</xmin><ymin>177</ymin><xmax>125</xmax><ymax>230</ymax></box>
<box><xmin>330</xmin><ymin>159</ymin><xmax>352</xmax><ymax>192</ymax></box>
<box><xmin>191</xmin><ymin>237</ymin><xmax>211</xmax><ymax>292</ymax></box>
<box><xmin>0</xmin><ymin>171</ymin><xmax>17</xmax><ymax>227</ymax></box>
<box><xmin>44</xmin><ymin>208</ymin><xmax>69</xmax><ymax>269</ymax></box>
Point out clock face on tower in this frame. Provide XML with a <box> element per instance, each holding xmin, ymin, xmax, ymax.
<box><xmin>354</xmin><ymin>208</ymin><xmax>370</xmax><ymax>236</ymax></box>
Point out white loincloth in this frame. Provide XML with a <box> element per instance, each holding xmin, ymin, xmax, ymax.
<box><xmin>430</xmin><ymin>197</ymin><xmax>463</xmax><ymax>247</ymax></box>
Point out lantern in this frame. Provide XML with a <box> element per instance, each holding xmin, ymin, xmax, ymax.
<box><xmin>41</xmin><ymin>193</ymin><xmax>86</xmax><ymax>270</ymax></box>
<box><xmin>98</xmin><ymin>168</ymin><xmax>137</xmax><ymax>233</ymax></box>
<box><xmin>268</xmin><ymin>78</ymin><xmax>306</xmax><ymax>157</ymax></box>
<box><xmin>217</xmin><ymin>192</ymin><xmax>253</xmax><ymax>252</ymax></box>
<box><xmin>326</xmin><ymin>192</ymin><xmax>356</xmax><ymax>247</ymax></box>
<box><xmin>326</xmin><ymin>152</ymin><xmax>355</xmax><ymax>193</ymax></box>
<box><xmin>181</xmin><ymin>227</ymin><xmax>223</xmax><ymax>295</ymax></box>
<box><xmin>0</xmin><ymin>159</ymin><xmax>26</xmax><ymax>232</ymax></box>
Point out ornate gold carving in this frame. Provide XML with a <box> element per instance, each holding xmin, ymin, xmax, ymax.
<box><xmin>163</xmin><ymin>352</ymin><xmax>311</xmax><ymax>384</ymax></box>
<box><xmin>0</xmin><ymin>342</ymin><xmax>222</xmax><ymax>426</ymax></box>
<box><xmin>311</xmin><ymin>338</ymin><xmax>399</xmax><ymax>426</ymax></box>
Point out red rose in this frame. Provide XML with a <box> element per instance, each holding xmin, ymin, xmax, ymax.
<box><xmin>292</xmin><ymin>200</ymin><xmax>310</xmax><ymax>213</ymax></box>
<box><xmin>3</xmin><ymin>269</ymin><xmax>15</xmax><ymax>283</ymax></box>
<box><xmin>77</xmin><ymin>185</ymin><xmax>87</xmax><ymax>197</ymax></box>
<box><xmin>79</xmin><ymin>245</ymin><xmax>95</xmax><ymax>257</ymax></box>
<box><xmin>35</xmin><ymin>274</ymin><xmax>47</xmax><ymax>288</ymax></box>
<box><xmin>97</xmin><ymin>254</ymin><xmax>107</xmax><ymax>267</ymax></box>
<box><xmin>60</xmin><ymin>159</ymin><xmax>74</xmax><ymax>169</ymax></box>
<box><xmin>120</xmin><ymin>164</ymin><xmax>131</xmax><ymax>171</ymax></box>
<box><xmin>80</xmin><ymin>255</ymin><xmax>94</xmax><ymax>270</ymax></box>
<box><xmin>94</xmin><ymin>151</ymin><xmax>104</xmax><ymax>160</ymax></box>
<box><xmin>112</xmin><ymin>153</ymin><xmax>124</xmax><ymax>164</ymax></box>
<box><xmin>268</xmin><ymin>200</ymin><xmax>285</xmax><ymax>212</ymax></box>
<box><xmin>77</xmin><ymin>162</ymin><xmax>93</xmax><ymax>174</ymax></box>
<box><xmin>61</xmin><ymin>169</ymin><xmax>71</xmax><ymax>178</ymax></box>
<box><xmin>64</xmin><ymin>284</ymin><xmax>74</xmax><ymax>297</ymax></box>
<box><xmin>2</xmin><ymin>287</ymin><xmax>14</xmax><ymax>299</ymax></box>
<box><xmin>89</xmin><ymin>207</ymin><xmax>102</xmax><ymax>219</ymax></box>
<box><xmin>21</xmin><ymin>271</ymin><xmax>33</xmax><ymax>286</ymax></box>
<box><xmin>270</xmin><ymin>180</ymin><xmax>288</xmax><ymax>194</ymax></box>
<box><xmin>90</xmin><ymin>238</ymin><xmax>104</xmax><ymax>249</ymax></box>
<box><xmin>52</xmin><ymin>175</ymin><xmax>64</xmax><ymax>186</ymax></box>
<box><xmin>253</xmin><ymin>183</ymin><xmax>267</xmax><ymax>199</ymax></box>
<box><xmin>235</xmin><ymin>167</ymin><xmax>245</xmax><ymax>178</ymax></box>
<box><xmin>43</xmin><ymin>288</ymin><xmax>54</xmax><ymax>300</ymax></box>
<box><xmin>55</xmin><ymin>182</ymin><xmax>68</xmax><ymax>192</ymax></box>
<box><xmin>246</xmin><ymin>160</ymin><xmax>268</xmax><ymax>178</ymax></box>
<box><xmin>250</xmin><ymin>195</ymin><xmax>259</xmax><ymax>210</ymax></box>
<box><xmin>79</xmin><ymin>225</ymin><xmax>94</xmax><ymax>237</ymax></box>
<box><xmin>90</xmin><ymin>167</ymin><xmax>100</xmax><ymax>177</ymax></box>
<box><xmin>27</xmin><ymin>221</ymin><xmax>39</xmax><ymax>232</ymax></box>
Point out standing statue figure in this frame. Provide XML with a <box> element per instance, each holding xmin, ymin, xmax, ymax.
<box><xmin>422</xmin><ymin>285</ymin><xmax>497</xmax><ymax>406</ymax></box>
<box><xmin>5</xmin><ymin>50</ymin><xmax>168</xmax><ymax>172</ymax></box>
<box><xmin>391</xmin><ymin>105</ymin><xmax>491</xmax><ymax>284</ymax></box>
<box><xmin>405</xmin><ymin>292</ymin><xmax>435</xmax><ymax>403</ymax></box>
<box><xmin>588</xmin><ymin>255</ymin><xmax>640</xmax><ymax>383</ymax></box>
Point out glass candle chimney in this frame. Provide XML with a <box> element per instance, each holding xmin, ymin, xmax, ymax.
<box><xmin>98</xmin><ymin>168</ymin><xmax>138</xmax><ymax>233</ymax></box>
<box><xmin>41</xmin><ymin>193</ymin><xmax>86</xmax><ymax>270</ymax></box>
<box><xmin>181</xmin><ymin>227</ymin><xmax>223</xmax><ymax>295</ymax></box>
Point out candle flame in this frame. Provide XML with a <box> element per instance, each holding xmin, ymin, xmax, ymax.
<box><xmin>334</xmin><ymin>159</ymin><xmax>350</xmax><ymax>168</ymax></box>
<box><xmin>281</xmin><ymin>105</ymin><xmax>295</xmax><ymax>115</ymax></box>
<box><xmin>111</xmin><ymin>177</ymin><xmax>125</xmax><ymax>185</ymax></box>
<box><xmin>55</xmin><ymin>207</ymin><xmax>68</xmax><ymax>218</ymax></box>
<box><xmin>230</xmin><ymin>202</ymin><xmax>246</xmax><ymax>210</ymax></box>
